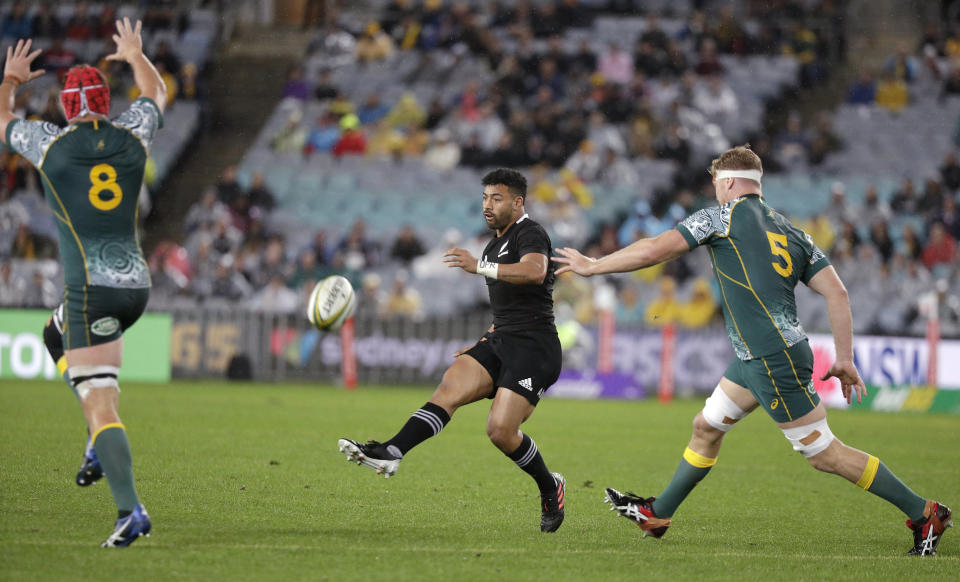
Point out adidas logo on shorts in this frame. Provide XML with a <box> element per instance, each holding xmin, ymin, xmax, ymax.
<box><xmin>519</xmin><ymin>378</ymin><xmax>533</xmax><ymax>391</ymax></box>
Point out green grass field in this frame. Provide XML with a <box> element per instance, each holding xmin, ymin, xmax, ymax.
<box><xmin>1</xmin><ymin>379</ymin><xmax>958</xmax><ymax>581</ymax></box>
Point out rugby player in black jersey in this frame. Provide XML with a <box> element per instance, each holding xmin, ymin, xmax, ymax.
<box><xmin>338</xmin><ymin>168</ymin><xmax>566</xmax><ymax>532</ymax></box>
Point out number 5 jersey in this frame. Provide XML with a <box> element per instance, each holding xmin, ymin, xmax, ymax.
<box><xmin>674</xmin><ymin>194</ymin><xmax>831</xmax><ymax>361</ymax></box>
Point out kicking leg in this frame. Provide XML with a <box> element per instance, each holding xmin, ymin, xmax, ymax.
<box><xmin>338</xmin><ymin>353</ymin><xmax>493</xmax><ymax>477</ymax></box>
<box><xmin>653</xmin><ymin>378</ymin><xmax>758</xmax><ymax>517</ymax></box>
<box><xmin>486</xmin><ymin>388</ymin><xmax>565</xmax><ymax>532</ymax></box>
<box><xmin>607</xmin><ymin>378</ymin><xmax>758</xmax><ymax>537</ymax></box>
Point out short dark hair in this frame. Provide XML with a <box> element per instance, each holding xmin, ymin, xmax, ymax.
<box><xmin>482</xmin><ymin>168</ymin><xmax>527</xmax><ymax>199</ymax></box>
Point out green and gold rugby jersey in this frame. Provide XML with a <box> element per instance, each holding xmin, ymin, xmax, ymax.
<box><xmin>675</xmin><ymin>194</ymin><xmax>830</xmax><ymax>361</ymax></box>
<box><xmin>6</xmin><ymin>98</ymin><xmax>162</xmax><ymax>289</ymax></box>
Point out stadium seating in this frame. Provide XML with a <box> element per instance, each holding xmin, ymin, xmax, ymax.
<box><xmin>0</xmin><ymin>1</ymin><xmax>216</xmax><ymax>186</ymax></box>
<box><xmin>236</xmin><ymin>8</ymin><xmax>804</xmax><ymax>250</ymax></box>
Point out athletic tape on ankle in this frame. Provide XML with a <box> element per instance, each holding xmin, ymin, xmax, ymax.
<box><xmin>701</xmin><ymin>385</ymin><xmax>746</xmax><ymax>432</ymax></box>
<box><xmin>781</xmin><ymin>418</ymin><xmax>834</xmax><ymax>458</ymax></box>
<box><xmin>69</xmin><ymin>365</ymin><xmax>119</xmax><ymax>400</ymax></box>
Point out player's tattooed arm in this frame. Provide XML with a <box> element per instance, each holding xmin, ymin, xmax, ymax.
<box><xmin>553</xmin><ymin>229</ymin><xmax>690</xmax><ymax>277</ymax></box>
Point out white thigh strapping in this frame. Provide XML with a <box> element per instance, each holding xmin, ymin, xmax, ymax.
<box><xmin>68</xmin><ymin>365</ymin><xmax>120</xmax><ymax>400</ymax></box>
<box><xmin>701</xmin><ymin>384</ymin><xmax>747</xmax><ymax>432</ymax></box>
<box><xmin>781</xmin><ymin>418</ymin><xmax>835</xmax><ymax>458</ymax></box>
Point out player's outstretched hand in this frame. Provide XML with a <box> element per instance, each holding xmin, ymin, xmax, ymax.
<box><xmin>4</xmin><ymin>39</ymin><xmax>45</xmax><ymax>86</ymax></box>
<box><xmin>106</xmin><ymin>17</ymin><xmax>144</xmax><ymax>63</ymax></box>
<box><xmin>820</xmin><ymin>360</ymin><xmax>867</xmax><ymax>404</ymax></box>
<box><xmin>443</xmin><ymin>248</ymin><xmax>478</xmax><ymax>274</ymax></box>
<box><xmin>552</xmin><ymin>247</ymin><xmax>596</xmax><ymax>277</ymax></box>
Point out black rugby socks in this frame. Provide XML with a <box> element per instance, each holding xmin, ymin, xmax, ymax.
<box><xmin>507</xmin><ymin>433</ymin><xmax>556</xmax><ymax>495</ymax></box>
<box><xmin>384</xmin><ymin>402</ymin><xmax>451</xmax><ymax>457</ymax></box>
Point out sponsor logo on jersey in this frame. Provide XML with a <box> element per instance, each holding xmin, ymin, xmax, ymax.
<box><xmin>90</xmin><ymin>316</ymin><xmax>120</xmax><ymax>337</ymax></box>
<box><xmin>770</xmin><ymin>398</ymin><xmax>779</xmax><ymax>410</ymax></box>
<box><xmin>519</xmin><ymin>377</ymin><xmax>533</xmax><ymax>391</ymax></box>
<box><xmin>806</xmin><ymin>382</ymin><xmax>816</xmax><ymax>395</ymax></box>
<box><xmin>498</xmin><ymin>242</ymin><xmax>509</xmax><ymax>258</ymax></box>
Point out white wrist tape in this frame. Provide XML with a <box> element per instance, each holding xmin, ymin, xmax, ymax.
<box><xmin>477</xmin><ymin>259</ymin><xmax>499</xmax><ymax>280</ymax></box>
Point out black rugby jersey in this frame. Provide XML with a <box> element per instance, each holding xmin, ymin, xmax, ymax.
<box><xmin>481</xmin><ymin>214</ymin><xmax>556</xmax><ymax>332</ymax></box>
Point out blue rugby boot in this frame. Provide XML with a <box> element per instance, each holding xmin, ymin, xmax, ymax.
<box><xmin>102</xmin><ymin>504</ymin><xmax>152</xmax><ymax>548</ymax></box>
<box><xmin>76</xmin><ymin>440</ymin><xmax>103</xmax><ymax>486</ymax></box>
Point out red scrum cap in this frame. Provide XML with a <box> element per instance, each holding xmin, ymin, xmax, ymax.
<box><xmin>60</xmin><ymin>66</ymin><xmax>110</xmax><ymax>122</ymax></box>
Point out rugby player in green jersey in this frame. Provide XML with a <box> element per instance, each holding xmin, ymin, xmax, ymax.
<box><xmin>553</xmin><ymin>146</ymin><xmax>952</xmax><ymax>556</ymax></box>
<box><xmin>0</xmin><ymin>18</ymin><xmax>167</xmax><ymax>547</ymax></box>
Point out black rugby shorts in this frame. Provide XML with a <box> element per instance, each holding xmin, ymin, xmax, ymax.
<box><xmin>464</xmin><ymin>329</ymin><xmax>562</xmax><ymax>405</ymax></box>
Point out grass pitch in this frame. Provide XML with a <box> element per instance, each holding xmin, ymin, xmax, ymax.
<box><xmin>1</xmin><ymin>379</ymin><xmax>958</xmax><ymax>581</ymax></box>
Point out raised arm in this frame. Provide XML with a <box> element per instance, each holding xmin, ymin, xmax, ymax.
<box><xmin>807</xmin><ymin>265</ymin><xmax>866</xmax><ymax>404</ymax></box>
<box><xmin>0</xmin><ymin>39</ymin><xmax>45</xmax><ymax>143</ymax></box>
<box><xmin>553</xmin><ymin>229</ymin><xmax>690</xmax><ymax>277</ymax></box>
<box><xmin>106</xmin><ymin>18</ymin><xmax>167</xmax><ymax>113</ymax></box>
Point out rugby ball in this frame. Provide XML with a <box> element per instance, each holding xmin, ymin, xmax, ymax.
<box><xmin>307</xmin><ymin>275</ymin><xmax>356</xmax><ymax>331</ymax></box>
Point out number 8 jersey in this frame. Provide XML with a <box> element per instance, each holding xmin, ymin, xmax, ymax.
<box><xmin>6</xmin><ymin>97</ymin><xmax>162</xmax><ymax>289</ymax></box>
<box><xmin>675</xmin><ymin>194</ymin><xmax>831</xmax><ymax>361</ymax></box>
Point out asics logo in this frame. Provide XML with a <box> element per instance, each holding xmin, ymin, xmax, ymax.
<box><xmin>921</xmin><ymin>531</ymin><xmax>938</xmax><ymax>555</ymax></box>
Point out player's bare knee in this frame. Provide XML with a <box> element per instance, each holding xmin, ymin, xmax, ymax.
<box><xmin>485</xmin><ymin>417</ymin><xmax>505</xmax><ymax>443</ymax></box>
<box><xmin>485</xmin><ymin>417</ymin><xmax>514</xmax><ymax>448</ymax></box>
<box><xmin>68</xmin><ymin>365</ymin><xmax>120</xmax><ymax>401</ymax></box>
<box><xmin>806</xmin><ymin>449</ymin><xmax>835</xmax><ymax>473</ymax></box>
<box><xmin>692</xmin><ymin>413</ymin><xmax>724</xmax><ymax>445</ymax></box>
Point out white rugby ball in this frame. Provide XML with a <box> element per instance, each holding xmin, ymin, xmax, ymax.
<box><xmin>307</xmin><ymin>275</ymin><xmax>357</xmax><ymax>331</ymax></box>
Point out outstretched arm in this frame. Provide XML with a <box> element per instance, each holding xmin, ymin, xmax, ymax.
<box><xmin>553</xmin><ymin>229</ymin><xmax>690</xmax><ymax>277</ymax></box>
<box><xmin>0</xmin><ymin>39</ymin><xmax>45</xmax><ymax>144</ymax></box>
<box><xmin>443</xmin><ymin>248</ymin><xmax>548</xmax><ymax>284</ymax></box>
<box><xmin>106</xmin><ymin>18</ymin><xmax>167</xmax><ymax>113</ymax></box>
<box><xmin>807</xmin><ymin>265</ymin><xmax>866</xmax><ymax>404</ymax></box>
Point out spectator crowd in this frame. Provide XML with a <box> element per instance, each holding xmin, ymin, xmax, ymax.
<box><xmin>3</xmin><ymin>1</ymin><xmax>960</xmax><ymax>337</ymax></box>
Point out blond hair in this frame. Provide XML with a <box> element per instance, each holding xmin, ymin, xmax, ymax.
<box><xmin>708</xmin><ymin>145</ymin><xmax>763</xmax><ymax>178</ymax></box>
